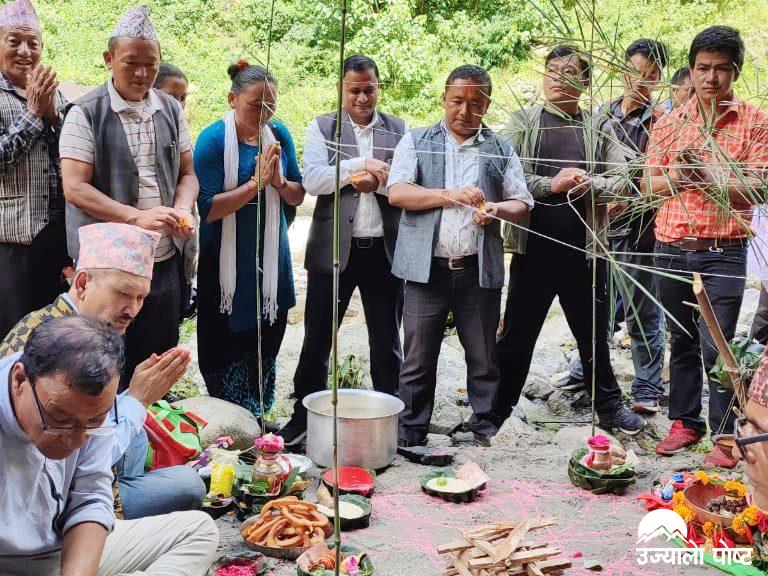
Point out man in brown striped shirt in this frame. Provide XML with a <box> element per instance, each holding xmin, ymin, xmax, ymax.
<box><xmin>59</xmin><ymin>6</ymin><xmax>198</xmax><ymax>387</ymax></box>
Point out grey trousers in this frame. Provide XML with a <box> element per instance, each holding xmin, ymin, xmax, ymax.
<box><xmin>398</xmin><ymin>260</ymin><xmax>501</xmax><ymax>444</ymax></box>
<box><xmin>0</xmin><ymin>511</ymin><xmax>219</xmax><ymax>576</ymax></box>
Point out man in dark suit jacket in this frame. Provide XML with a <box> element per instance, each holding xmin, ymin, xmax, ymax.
<box><xmin>278</xmin><ymin>55</ymin><xmax>407</xmax><ymax>445</ymax></box>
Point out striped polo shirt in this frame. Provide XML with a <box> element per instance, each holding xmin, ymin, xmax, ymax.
<box><xmin>60</xmin><ymin>78</ymin><xmax>192</xmax><ymax>261</ymax></box>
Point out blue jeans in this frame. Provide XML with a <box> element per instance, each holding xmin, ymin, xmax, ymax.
<box><xmin>116</xmin><ymin>428</ymin><xmax>206</xmax><ymax>520</ymax></box>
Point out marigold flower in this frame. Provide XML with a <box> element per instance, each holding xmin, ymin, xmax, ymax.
<box><xmin>733</xmin><ymin>516</ymin><xmax>746</xmax><ymax>535</ymax></box>
<box><xmin>703</xmin><ymin>521</ymin><xmax>714</xmax><ymax>536</ymax></box>
<box><xmin>724</xmin><ymin>480</ymin><xmax>747</xmax><ymax>498</ymax></box>
<box><xmin>694</xmin><ymin>471</ymin><xmax>710</xmax><ymax>485</ymax></box>
<box><xmin>674</xmin><ymin>503</ymin><xmax>695</xmax><ymax>523</ymax></box>
<box><xmin>743</xmin><ymin>505</ymin><xmax>761</xmax><ymax>526</ymax></box>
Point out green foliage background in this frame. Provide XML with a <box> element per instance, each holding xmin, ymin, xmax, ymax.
<box><xmin>35</xmin><ymin>0</ymin><xmax>768</xmax><ymax>149</ymax></box>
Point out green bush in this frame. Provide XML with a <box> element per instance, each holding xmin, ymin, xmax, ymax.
<box><xmin>32</xmin><ymin>0</ymin><xmax>768</xmax><ymax>151</ymax></box>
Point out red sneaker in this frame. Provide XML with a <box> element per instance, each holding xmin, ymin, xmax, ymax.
<box><xmin>655</xmin><ymin>420</ymin><xmax>703</xmax><ymax>456</ymax></box>
<box><xmin>702</xmin><ymin>443</ymin><xmax>739</xmax><ymax>469</ymax></box>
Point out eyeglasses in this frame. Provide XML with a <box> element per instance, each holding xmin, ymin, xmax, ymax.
<box><xmin>734</xmin><ymin>417</ymin><xmax>768</xmax><ymax>459</ymax></box>
<box><xmin>28</xmin><ymin>379</ymin><xmax>118</xmax><ymax>436</ymax></box>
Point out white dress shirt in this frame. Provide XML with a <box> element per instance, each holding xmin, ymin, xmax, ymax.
<box><xmin>302</xmin><ymin>111</ymin><xmax>399</xmax><ymax>238</ymax></box>
<box><xmin>387</xmin><ymin>120</ymin><xmax>532</xmax><ymax>257</ymax></box>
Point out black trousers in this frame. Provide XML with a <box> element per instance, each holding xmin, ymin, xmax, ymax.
<box><xmin>654</xmin><ymin>242</ymin><xmax>746</xmax><ymax>436</ymax></box>
<box><xmin>496</xmin><ymin>248</ymin><xmax>622</xmax><ymax>420</ymax></box>
<box><xmin>398</xmin><ymin>259</ymin><xmax>501</xmax><ymax>443</ymax></box>
<box><xmin>292</xmin><ymin>238</ymin><xmax>403</xmax><ymax>417</ymax></box>
<box><xmin>0</xmin><ymin>220</ymin><xmax>70</xmax><ymax>340</ymax></box>
<box><xmin>122</xmin><ymin>254</ymin><xmax>182</xmax><ymax>390</ymax></box>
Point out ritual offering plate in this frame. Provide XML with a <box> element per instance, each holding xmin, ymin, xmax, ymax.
<box><xmin>282</xmin><ymin>454</ymin><xmax>313</xmax><ymax>476</ymax></box>
<box><xmin>321</xmin><ymin>466</ymin><xmax>376</xmax><ymax>497</ymax></box>
<box><xmin>316</xmin><ymin>495</ymin><xmax>372</xmax><ymax>531</ymax></box>
<box><xmin>568</xmin><ymin>447</ymin><xmax>637</xmax><ymax>495</ymax></box>
<box><xmin>296</xmin><ymin>543</ymin><xmax>374</xmax><ymax>576</ymax></box>
<box><xmin>241</xmin><ymin>497</ymin><xmax>332</xmax><ymax>560</ymax></box>
<box><xmin>202</xmin><ymin>494</ymin><xmax>236</xmax><ymax>519</ymax></box>
<box><xmin>206</xmin><ymin>552</ymin><xmax>271</xmax><ymax>576</ymax></box>
<box><xmin>420</xmin><ymin>462</ymin><xmax>489</xmax><ymax>503</ymax></box>
<box><xmin>683</xmin><ymin>483</ymin><xmax>750</xmax><ymax>544</ymax></box>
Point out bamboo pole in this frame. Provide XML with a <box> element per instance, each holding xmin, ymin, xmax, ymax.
<box><xmin>691</xmin><ymin>272</ymin><xmax>748</xmax><ymax>409</ymax></box>
<box><xmin>331</xmin><ymin>0</ymin><xmax>349</xmax><ymax>572</ymax></box>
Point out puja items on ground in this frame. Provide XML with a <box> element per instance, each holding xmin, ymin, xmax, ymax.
<box><xmin>568</xmin><ymin>435</ymin><xmax>638</xmax><ymax>495</ymax></box>
<box><xmin>210</xmin><ymin>448</ymin><xmax>240</xmax><ymax>497</ymax></box>
<box><xmin>437</xmin><ymin>517</ymin><xmax>572</xmax><ymax>575</ymax></box>
<box><xmin>205</xmin><ymin>552</ymin><xmax>271</xmax><ymax>576</ymax></box>
<box><xmin>321</xmin><ymin>467</ymin><xmax>376</xmax><ymax>498</ymax></box>
<box><xmin>420</xmin><ymin>461</ymin><xmax>490</xmax><ymax>503</ymax></box>
<box><xmin>640</xmin><ymin>471</ymin><xmax>768</xmax><ymax>571</ymax></box>
<box><xmin>296</xmin><ymin>543</ymin><xmax>374</xmax><ymax>576</ymax></box>
<box><xmin>202</xmin><ymin>493</ymin><xmax>236</xmax><ymax>519</ymax></box>
<box><xmin>234</xmin><ymin>466</ymin><xmax>314</xmax><ymax>520</ymax></box>
<box><xmin>252</xmin><ymin>434</ymin><xmax>287</xmax><ymax>496</ymax></box>
<box><xmin>315</xmin><ymin>484</ymin><xmax>372</xmax><ymax>531</ymax></box>
<box><xmin>240</xmin><ymin>496</ymin><xmax>332</xmax><ymax>558</ymax></box>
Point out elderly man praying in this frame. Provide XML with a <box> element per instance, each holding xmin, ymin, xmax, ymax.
<box><xmin>0</xmin><ymin>0</ymin><xmax>70</xmax><ymax>339</ymax></box>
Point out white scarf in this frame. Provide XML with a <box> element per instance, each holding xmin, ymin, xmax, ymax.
<box><xmin>220</xmin><ymin>111</ymin><xmax>280</xmax><ymax>324</ymax></box>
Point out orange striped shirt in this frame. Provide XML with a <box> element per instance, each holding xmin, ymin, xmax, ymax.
<box><xmin>647</xmin><ymin>95</ymin><xmax>768</xmax><ymax>242</ymax></box>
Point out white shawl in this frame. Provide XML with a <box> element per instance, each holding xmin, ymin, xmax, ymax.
<box><xmin>220</xmin><ymin>111</ymin><xmax>280</xmax><ymax>324</ymax></box>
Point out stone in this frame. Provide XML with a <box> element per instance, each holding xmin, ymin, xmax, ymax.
<box><xmin>552</xmin><ymin>425</ymin><xmax>620</xmax><ymax>454</ymax></box>
<box><xmin>430</xmin><ymin>394</ymin><xmax>464</xmax><ymax>435</ymax></box>
<box><xmin>511</xmin><ymin>396</ymin><xmax>535</xmax><ymax>421</ymax></box>
<box><xmin>522</xmin><ymin>367</ymin><xmax>554</xmax><ymax>400</ymax></box>
<box><xmin>491</xmin><ymin>416</ymin><xmax>544</xmax><ymax>447</ymax></box>
<box><xmin>530</xmin><ymin>340</ymin><xmax>568</xmax><ymax>377</ymax></box>
<box><xmin>173</xmin><ymin>395</ymin><xmax>262</xmax><ymax>451</ymax></box>
<box><xmin>546</xmin><ymin>389</ymin><xmax>590</xmax><ymax>418</ymax></box>
<box><xmin>737</xmin><ymin>287</ymin><xmax>760</xmax><ymax>336</ymax></box>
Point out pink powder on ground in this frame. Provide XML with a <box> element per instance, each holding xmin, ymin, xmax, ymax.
<box><xmin>215</xmin><ymin>564</ymin><xmax>256</xmax><ymax>576</ymax></box>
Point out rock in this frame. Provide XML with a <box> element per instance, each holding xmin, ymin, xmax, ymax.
<box><xmin>609</xmin><ymin>349</ymin><xmax>635</xmax><ymax>384</ymax></box>
<box><xmin>491</xmin><ymin>416</ymin><xmax>544</xmax><ymax>447</ymax></box>
<box><xmin>427</xmin><ymin>433</ymin><xmax>456</xmax><ymax>448</ymax></box>
<box><xmin>522</xmin><ymin>367</ymin><xmax>554</xmax><ymax>400</ymax></box>
<box><xmin>430</xmin><ymin>394</ymin><xmax>463</xmax><ymax>435</ymax></box>
<box><xmin>552</xmin><ymin>425</ymin><xmax>620</xmax><ymax>454</ymax></box>
<box><xmin>174</xmin><ymin>396</ymin><xmax>262</xmax><ymax>450</ymax></box>
<box><xmin>530</xmin><ymin>340</ymin><xmax>568</xmax><ymax>377</ymax></box>
<box><xmin>511</xmin><ymin>396</ymin><xmax>535</xmax><ymax>421</ymax></box>
<box><xmin>737</xmin><ymin>287</ymin><xmax>760</xmax><ymax>336</ymax></box>
<box><xmin>546</xmin><ymin>389</ymin><xmax>590</xmax><ymax>418</ymax></box>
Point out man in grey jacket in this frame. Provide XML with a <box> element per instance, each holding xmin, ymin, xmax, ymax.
<box><xmin>496</xmin><ymin>45</ymin><xmax>645</xmax><ymax>434</ymax></box>
<box><xmin>388</xmin><ymin>65</ymin><xmax>533</xmax><ymax>447</ymax></box>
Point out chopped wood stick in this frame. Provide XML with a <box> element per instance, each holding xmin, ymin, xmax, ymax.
<box><xmin>470</xmin><ymin>547</ymin><xmax>560</xmax><ymax>569</ymax></box>
<box><xmin>451</xmin><ymin>552</ymin><xmax>474</xmax><ymax>576</ymax></box>
<box><xmin>493</xmin><ymin>519</ymin><xmax>530</xmax><ymax>564</ymax></box>
<box><xmin>462</xmin><ymin>518</ymin><xmax>556</xmax><ymax>541</ymax></box>
<box><xmin>442</xmin><ymin>557</ymin><xmax>572</xmax><ymax>576</ymax></box>
<box><xmin>525</xmin><ymin>563</ymin><xmax>545</xmax><ymax>576</ymax></box>
<box><xmin>468</xmin><ymin>539</ymin><xmax>498</xmax><ymax>558</ymax></box>
<box><xmin>470</xmin><ymin>542</ymin><xmax>546</xmax><ymax>558</ymax></box>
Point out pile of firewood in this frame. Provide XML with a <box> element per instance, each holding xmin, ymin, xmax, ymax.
<box><xmin>437</xmin><ymin>518</ymin><xmax>571</xmax><ymax>575</ymax></box>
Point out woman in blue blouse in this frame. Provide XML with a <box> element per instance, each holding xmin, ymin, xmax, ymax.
<box><xmin>195</xmin><ymin>62</ymin><xmax>304</xmax><ymax>419</ymax></box>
